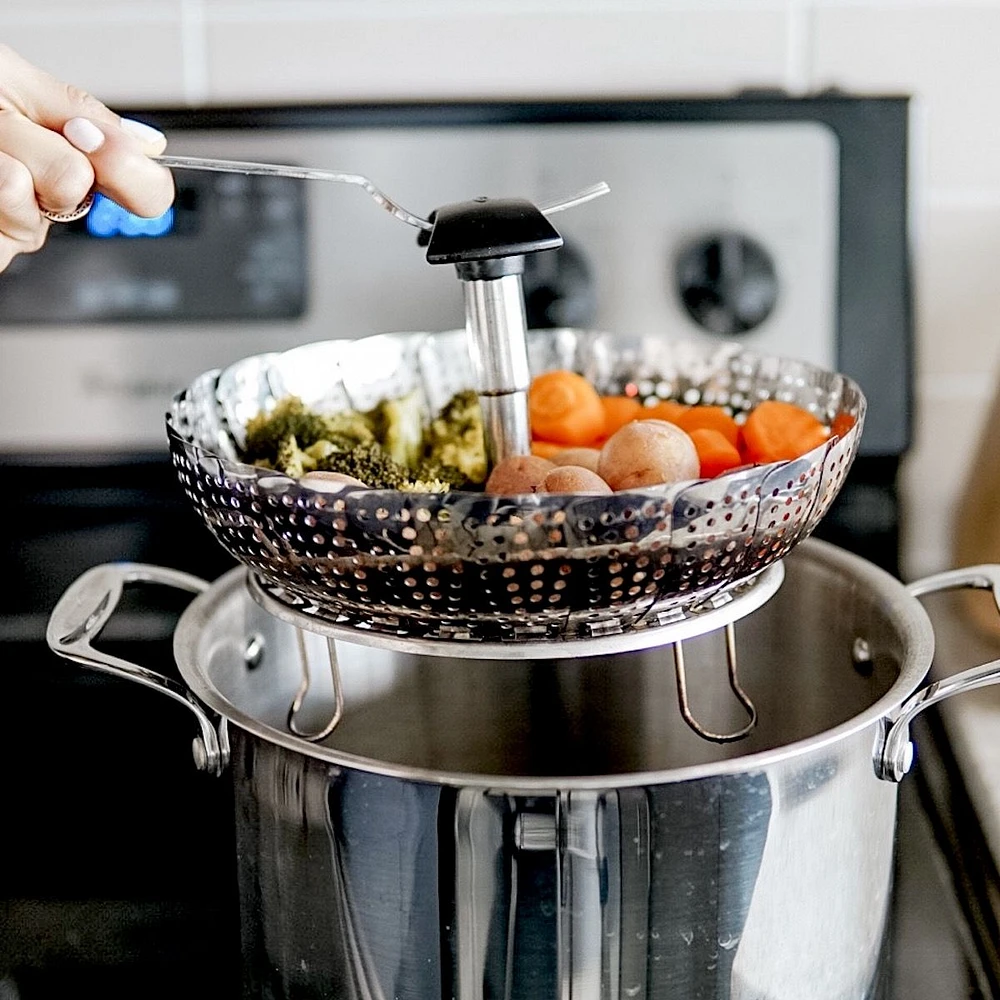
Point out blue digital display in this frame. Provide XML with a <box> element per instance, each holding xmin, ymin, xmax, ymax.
<box><xmin>86</xmin><ymin>193</ymin><xmax>175</xmax><ymax>238</ymax></box>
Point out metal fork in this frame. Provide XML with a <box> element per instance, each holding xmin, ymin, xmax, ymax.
<box><xmin>154</xmin><ymin>154</ymin><xmax>609</xmax><ymax>231</ymax></box>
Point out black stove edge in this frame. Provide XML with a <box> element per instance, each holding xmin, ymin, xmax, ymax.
<box><xmin>912</xmin><ymin>711</ymin><xmax>1000</xmax><ymax>997</ymax></box>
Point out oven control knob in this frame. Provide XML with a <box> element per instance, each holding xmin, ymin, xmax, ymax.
<box><xmin>521</xmin><ymin>239</ymin><xmax>596</xmax><ymax>329</ymax></box>
<box><xmin>675</xmin><ymin>232</ymin><xmax>778</xmax><ymax>336</ymax></box>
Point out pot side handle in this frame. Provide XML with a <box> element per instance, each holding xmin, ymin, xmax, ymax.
<box><xmin>877</xmin><ymin>565</ymin><xmax>1000</xmax><ymax>782</ymax></box>
<box><xmin>45</xmin><ymin>562</ymin><xmax>229</xmax><ymax>776</ymax></box>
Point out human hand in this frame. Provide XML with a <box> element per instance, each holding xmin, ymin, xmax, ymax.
<box><xmin>0</xmin><ymin>43</ymin><xmax>175</xmax><ymax>271</ymax></box>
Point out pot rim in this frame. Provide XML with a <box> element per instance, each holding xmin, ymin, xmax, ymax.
<box><xmin>174</xmin><ymin>538</ymin><xmax>934</xmax><ymax>790</ymax></box>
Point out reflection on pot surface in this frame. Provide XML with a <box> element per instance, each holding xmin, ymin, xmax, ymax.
<box><xmin>234</xmin><ymin>726</ymin><xmax>891</xmax><ymax>1000</ymax></box>
<box><xmin>46</xmin><ymin>541</ymin><xmax>1000</xmax><ymax>999</ymax></box>
<box><xmin>203</xmin><ymin>540</ymin><xmax>917</xmax><ymax>1000</ymax></box>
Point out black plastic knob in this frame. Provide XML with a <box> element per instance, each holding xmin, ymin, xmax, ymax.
<box><xmin>424</xmin><ymin>197</ymin><xmax>563</xmax><ymax>278</ymax></box>
<box><xmin>521</xmin><ymin>239</ymin><xmax>597</xmax><ymax>329</ymax></box>
<box><xmin>676</xmin><ymin>232</ymin><xmax>778</xmax><ymax>336</ymax></box>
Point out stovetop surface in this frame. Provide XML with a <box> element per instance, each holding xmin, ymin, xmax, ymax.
<box><xmin>1</xmin><ymin>462</ymin><xmax>996</xmax><ymax>999</ymax></box>
<box><xmin>0</xmin><ymin>658</ymin><xmax>994</xmax><ymax>1000</ymax></box>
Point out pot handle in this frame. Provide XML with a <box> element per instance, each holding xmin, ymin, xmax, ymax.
<box><xmin>877</xmin><ymin>564</ymin><xmax>1000</xmax><ymax>782</ymax></box>
<box><xmin>46</xmin><ymin>562</ymin><xmax>229</xmax><ymax>776</ymax></box>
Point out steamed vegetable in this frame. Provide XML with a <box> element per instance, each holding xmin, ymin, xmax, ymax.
<box><xmin>740</xmin><ymin>400</ymin><xmax>829</xmax><ymax>464</ymax></box>
<box><xmin>540</xmin><ymin>465</ymin><xmax>612</xmax><ymax>495</ymax></box>
<box><xmin>529</xmin><ymin>370</ymin><xmax>605</xmax><ymax>445</ymax></box>
<box><xmin>246</xmin><ymin>367</ymin><xmax>844</xmax><ymax>496</ymax></box>
<box><xmin>600</xmin><ymin>395</ymin><xmax>643</xmax><ymax>437</ymax></box>
<box><xmin>244</xmin><ymin>395</ymin><xmax>375</xmax><ymax>464</ymax></box>
<box><xmin>484</xmin><ymin>455</ymin><xmax>555</xmax><ymax>495</ymax></box>
<box><xmin>641</xmin><ymin>399</ymin><xmax>689</xmax><ymax>424</ymax></box>
<box><xmin>688</xmin><ymin>428</ymin><xmax>742</xmax><ymax>479</ymax></box>
<box><xmin>550</xmin><ymin>447</ymin><xmax>601</xmax><ymax>474</ymax></box>
<box><xmin>675</xmin><ymin>405</ymin><xmax>740</xmax><ymax>448</ymax></box>
<box><xmin>424</xmin><ymin>389</ymin><xmax>487</xmax><ymax>485</ymax></box>
<box><xmin>370</xmin><ymin>389</ymin><xmax>425</xmax><ymax>468</ymax></box>
<box><xmin>531</xmin><ymin>439</ymin><xmax>565</xmax><ymax>459</ymax></box>
<box><xmin>244</xmin><ymin>390</ymin><xmax>483</xmax><ymax>491</ymax></box>
<box><xmin>598</xmin><ymin>420</ymin><xmax>700</xmax><ymax>491</ymax></box>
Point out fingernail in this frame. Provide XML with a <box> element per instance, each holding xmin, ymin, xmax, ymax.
<box><xmin>120</xmin><ymin>118</ymin><xmax>166</xmax><ymax>145</ymax></box>
<box><xmin>63</xmin><ymin>117</ymin><xmax>105</xmax><ymax>153</ymax></box>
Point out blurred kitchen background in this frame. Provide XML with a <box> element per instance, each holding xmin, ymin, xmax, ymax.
<box><xmin>1</xmin><ymin>0</ymin><xmax>997</xmax><ymax>581</ymax></box>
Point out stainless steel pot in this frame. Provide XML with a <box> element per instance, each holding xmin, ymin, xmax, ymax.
<box><xmin>46</xmin><ymin>540</ymin><xmax>1000</xmax><ymax>1000</ymax></box>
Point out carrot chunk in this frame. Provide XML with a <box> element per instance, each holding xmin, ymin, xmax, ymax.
<box><xmin>831</xmin><ymin>412</ymin><xmax>857</xmax><ymax>440</ymax></box>
<box><xmin>600</xmin><ymin>395</ymin><xmax>644</xmax><ymax>437</ymax></box>
<box><xmin>529</xmin><ymin>370</ymin><xmax>606</xmax><ymax>446</ymax></box>
<box><xmin>675</xmin><ymin>405</ymin><xmax>740</xmax><ymax>448</ymax></box>
<box><xmin>740</xmin><ymin>400</ymin><xmax>830</xmax><ymax>464</ymax></box>
<box><xmin>640</xmin><ymin>400</ymin><xmax>690</xmax><ymax>424</ymax></box>
<box><xmin>688</xmin><ymin>428</ymin><xmax>743</xmax><ymax>479</ymax></box>
<box><xmin>531</xmin><ymin>439</ymin><xmax>565</xmax><ymax>459</ymax></box>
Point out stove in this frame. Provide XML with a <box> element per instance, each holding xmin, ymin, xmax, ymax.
<box><xmin>3</xmin><ymin>96</ymin><xmax>995</xmax><ymax>998</ymax></box>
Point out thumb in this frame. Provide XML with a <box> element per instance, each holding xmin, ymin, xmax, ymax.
<box><xmin>63</xmin><ymin>117</ymin><xmax>174</xmax><ymax>219</ymax></box>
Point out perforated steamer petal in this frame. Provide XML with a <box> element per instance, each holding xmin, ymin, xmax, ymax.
<box><xmin>167</xmin><ymin>327</ymin><xmax>865</xmax><ymax>641</ymax></box>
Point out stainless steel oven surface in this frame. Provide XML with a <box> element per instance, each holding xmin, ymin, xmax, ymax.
<box><xmin>0</xmin><ymin>98</ymin><xmax>909</xmax><ymax>463</ymax></box>
<box><xmin>4</xmin><ymin>97</ymin><xmax>994</xmax><ymax>1000</ymax></box>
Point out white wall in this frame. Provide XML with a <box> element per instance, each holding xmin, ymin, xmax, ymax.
<box><xmin>4</xmin><ymin>0</ymin><xmax>999</xmax><ymax>580</ymax></box>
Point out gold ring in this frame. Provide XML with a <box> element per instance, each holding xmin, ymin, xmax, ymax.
<box><xmin>41</xmin><ymin>191</ymin><xmax>95</xmax><ymax>224</ymax></box>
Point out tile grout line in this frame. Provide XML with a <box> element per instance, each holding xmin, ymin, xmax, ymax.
<box><xmin>180</xmin><ymin>0</ymin><xmax>209</xmax><ymax>107</ymax></box>
<box><xmin>784</xmin><ymin>0</ymin><xmax>812</xmax><ymax>95</ymax></box>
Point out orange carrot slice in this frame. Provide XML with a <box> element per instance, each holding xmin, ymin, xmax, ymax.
<box><xmin>689</xmin><ymin>428</ymin><xmax>743</xmax><ymax>479</ymax></box>
<box><xmin>675</xmin><ymin>405</ymin><xmax>740</xmax><ymax>448</ymax></box>
<box><xmin>740</xmin><ymin>400</ymin><xmax>830</xmax><ymax>464</ymax></box>
<box><xmin>531</xmin><ymin>439</ymin><xmax>564</xmax><ymax>459</ymax></box>
<box><xmin>529</xmin><ymin>370</ymin><xmax>606</xmax><ymax>446</ymax></box>
<box><xmin>600</xmin><ymin>395</ymin><xmax>643</xmax><ymax>437</ymax></box>
<box><xmin>831</xmin><ymin>412</ymin><xmax>856</xmax><ymax>440</ymax></box>
<box><xmin>641</xmin><ymin>400</ymin><xmax>689</xmax><ymax>424</ymax></box>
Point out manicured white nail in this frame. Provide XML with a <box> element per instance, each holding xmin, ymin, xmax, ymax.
<box><xmin>63</xmin><ymin>117</ymin><xmax>105</xmax><ymax>153</ymax></box>
<box><xmin>120</xmin><ymin>118</ymin><xmax>166</xmax><ymax>145</ymax></box>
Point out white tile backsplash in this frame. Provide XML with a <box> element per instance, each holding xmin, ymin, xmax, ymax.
<box><xmin>812</xmin><ymin>4</ymin><xmax>1000</xmax><ymax>191</ymax></box>
<box><xmin>901</xmin><ymin>388</ymin><xmax>996</xmax><ymax>581</ymax></box>
<box><xmin>0</xmin><ymin>7</ymin><xmax>187</xmax><ymax>106</ymax></box>
<box><xmin>204</xmin><ymin>7</ymin><xmax>788</xmax><ymax>102</ymax></box>
<box><xmin>916</xmin><ymin>205</ymin><xmax>1000</xmax><ymax>380</ymax></box>
<box><xmin>1</xmin><ymin>0</ymin><xmax>997</xmax><ymax>575</ymax></box>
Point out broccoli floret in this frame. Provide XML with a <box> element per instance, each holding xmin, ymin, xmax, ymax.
<box><xmin>242</xmin><ymin>388</ymin><xmax>484</xmax><ymax>492</ymax></box>
<box><xmin>244</xmin><ymin>395</ymin><xmax>374</xmax><ymax>463</ymax></box>
<box><xmin>315</xmin><ymin>442</ymin><xmax>411</xmax><ymax>490</ymax></box>
<box><xmin>244</xmin><ymin>397</ymin><xmax>328</xmax><ymax>459</ymax></box>
<box><xmin>369</xmin><ymin>388</ymin><xmax>425</xmax><ymax>469</ymax></box>
<box><xmin>312</xmin><ymin>444</ymin><xmax>462</xmax><ymax>492</ymax></box>
<box><xmin>320</xmin><ymin>409</ymin><xmax>377</xmax><ymax>450</ymax></box>
<box><xmin>424</xmin><ymin>389</ymin><xmax>486</xmax><ymax>486</ymax></box>
<box><xmin>304</xmin><ymin>439</ymin><xmax>338</xmax><ymax>464</ymax></box>
<box><xmin>412</xmin><ymin>456</ymin><xmax>467</xmax><ymax>490</ymax></box>
<box><xmin>399</xmin><ymin>479</ymin><xmax>452</xmax><ymax>493</ymax></box>
<box><xmin>275</xmin><ymin>432</ymin><xmax>316</xmax><ymax>479</ymax></box>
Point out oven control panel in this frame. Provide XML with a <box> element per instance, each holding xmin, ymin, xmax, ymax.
<box><xmin>0</xmin><ymin>104</ymin><xmax>910</xmax><ymax>458</ymax></box>
<box><xmin>0</xmin><ymin>173</ymin><xmax>306</xmax><ymax>323</ymax></box>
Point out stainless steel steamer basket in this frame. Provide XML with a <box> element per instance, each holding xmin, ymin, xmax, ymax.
<box><xmin>46</xmin><ymin>541</ymin><xmax>1000</xmax><ymax>999</ymax></box>
<box><xmin>166</xmin><ymin>328</ymin><xmax>865</xmax><ymax>640</ymax></box>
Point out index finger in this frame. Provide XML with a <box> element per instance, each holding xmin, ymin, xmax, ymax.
<box><xmin>1</xmin><ymin>44</ymin><xmax>174</xmax><ymax>217</ymax></box>
<box><xmin>0</xmin><ymin>43</ymin><xmax>121</xmax><ymax>134</ymax></box>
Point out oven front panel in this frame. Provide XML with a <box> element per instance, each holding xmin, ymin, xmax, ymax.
<box><xmin>1</xmin><ymin>112</ymin><xmax>846</xmax><ymax>455</ymax></box>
